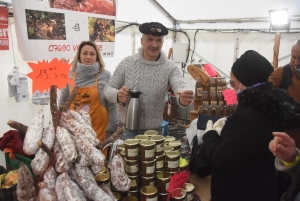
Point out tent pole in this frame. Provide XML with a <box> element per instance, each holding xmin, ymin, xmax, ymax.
<box><xmin>272</xmin><ymin>32</ymin><xmax>281</xmax><ymax>69</ymax></box>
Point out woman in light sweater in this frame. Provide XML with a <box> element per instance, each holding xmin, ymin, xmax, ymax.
<box><xmin>60</xmin><ymin>41</ymin><xmax>118</xmax><ymax>142</ymax></box>
<box><xmin>270</xmin><ymin>132</ymin><xmax>300</xmax><ymax>201</ymax></box>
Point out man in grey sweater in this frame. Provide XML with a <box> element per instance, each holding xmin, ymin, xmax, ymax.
<box><xmin>104</xmin><ymin>22</ymin><xmax>194</xmax><ymax>140</ymax></box>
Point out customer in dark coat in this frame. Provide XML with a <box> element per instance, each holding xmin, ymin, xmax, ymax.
<box><xmin>201</xmin><ymin>50</ymin><xmax>300</xmax><ymax>201</ymax></box>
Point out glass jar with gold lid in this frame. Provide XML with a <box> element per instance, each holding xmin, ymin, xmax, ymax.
<box><xmin>166</xmin><ymin>151</ymin><xmax>180</xmax><ymax>172</ymax></box>
<box><xmin>124</xmin><ymin>139</ymin><xmax>139</xmax><ymax>160</ymax></box>
<box><xmin>164</xmin><ymin>136</ymin><xmax>176</xmax><ymax>145</ymax></box>
<box><xmin>181</xmin><ymin>183</ymin><xmax>195</xmax><ymax>201</ymax></box>
<box><xmin>169</xmin><ymin>140</ymin><xmax>181</xmax><ymax>151</ymax></box>
<box><xmin>171</xmin><ymin>188</ymin><xmax>186</xmax><ymax>201</ymax></box>
<box><xmin>144</xmin><ymin>130</ymin><xmax>158</xmax><ymax>138</ymax></box>
<box><xmin>164</xmin><ymin>145</ymin><xmax>174</xmax><ymax>154</ymax></box>
<box><xmin>94</xmin><ymin>173</ymin><xmax>110</xmax><ymax>185</ymax></box>
<box><xmin>123</xmin><ymin>195</ymin><xmax>138</xmax><ymax>201</ymax></box>
<box><xmin>135</xmin><ymin>134</ymin><xmax>149</xmax><ymax>142</ymax></box>
<box><xmin>140</xmin><ymin>140</ymin><xmax>155</xmax><ymax>161</ymax></box>
<box><xmin>140</xmin><ymin>186</ymin><xmax>158</xmax><ymax>201</ymax></box>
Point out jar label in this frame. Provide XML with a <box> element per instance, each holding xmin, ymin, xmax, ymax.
<box><xmin>126</xmin><ymin>165</ymin><xmax>138</xmax><ymax>173</ymax></box>
<box><xmin>211</xmin><ymin>101</ymin><xmax>217</xmax><ymax>108</ymax></box>
<box><xmin>217</xmin><ymin>86</ymin><xmax>223</xmax><ymax>92</ymax></box>
<box><xmin>187</xmin><ymin>193</ymin><xmax>194</xmax><ymax>201</ymax></box>
<box><xmin>166</xmin><ymin>182</ymin><xmax>170</xmax><ymax>190</ymax></box>
<box><xmin>202</xmin><ymin>101</ymin><xmax>209</xmax><ymax>107</ymax></box>
<box><xmin>218</xmin><ymin>101</ymin><xmax>224</xmax><ymax>107</ymax></box>
<box><xmin>145</xmin><ymin>149</ymin><xmax>155</xmax><ymax>158</ymax></box>
<box><xmin>168</xmin><ymin>160</ymin><xmax>178</xmax><ymax>168</ymax></box>
<box><xmin>210</xmin><ymin>87</ymin><xmax>216</xmax><ymax>92</ymax></box>
<box><xmin>222</xmin><ymin>86</ymin><xmax>228</xmax><ymax>90</ymax></box>
<box><xmin>130</xmin><ymin>179</ymin><xmax>137</xmax><ymax>187</ymax></box>
<box><xmin>155</xmin><ymin>143</ymin><xmax>164</xmax><ymax>152</ymax></box>
<box><xmin>146</xmin><ymin>196</ymin><xmax>157</xmax><ymax>201</ymax></box>
<box><xmin>196</xmin><ymin>87</ymin><xmax>203</xmax><ymax>97</ymax></box>
<box><xmin>127</xmin><ymin>148</ymin><xmax>138</xmax><ymax>157</ymax></box>
<box><xmin>146</xmin><ymin>166</ymin><xmax>155</xmax><ymax>174</ymax></box>
<box><xmin>156</xmin><ymin>160</ymin><xmax>164</xmax><ymax>169</ymax></box>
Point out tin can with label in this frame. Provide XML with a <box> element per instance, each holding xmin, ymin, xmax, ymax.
<box><xmin>125</xmin><ymin>159</ymin><xmax>139</xmax><ymax>176</ymax></box>
<box><xmin>140</xmin><ymin>140</ymin><xmax>155</xmax><ymax>161</ymax></box>
<box><xmin>141</xmin><ymin>159</ymin><xmax>156</xmax><ymax>177</ymax></box>
<box><xmin>140</xmin><ymin>186</ymin><xmax>158</xmax><ymax>201</ymax></box>
<box><xmin>156</xmin><ymin>171</ymin><xmax>170</xmax><ymax>193</ymax></box>
<box><xmin>124</xmin><ymin>139</ymin><xmax>139</xmax><ymax>160</ymax></box>
<box><xmin>128</xmin><ymin>190</ymin><xmax>140</xmax><ymax>200</ymax></box>
<box><xmin>117</xmin><ymin>143</ymin><xmax>125</xmax><ymax>154</ymax></box>
<box><xmin>128</xmin><ymin>173</ymin><xmax>141</xmax><ymax>191</ymax></box>
<box><xmin>166</xmin><ymin>151</ymin><xmax>180</xmax><ymax>172</ymax></box>
<box><xmin>155</xmin><ymin>153</ymin><xmax>165</xmax><ymax>171</ymax></box>
<box><xmin>141</xmin><ymin>175</ymin><xmax>156</xmax><ymax>187</ymax></box>
<box><xmin>150</xmin><ymin>135</ymin><xmax>165</xmax><ymax>156</ymax></box>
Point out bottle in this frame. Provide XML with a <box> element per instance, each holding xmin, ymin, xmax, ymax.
<box><xmin>195</xmin><ymin>77</ymin><xmax>203</xmax><ymax>99</ymax></box>
<box><xmin>198</xmin><ymin>106</ymin><xmax>204</xmax><ymax>116</ymax></box>
<box><xmin>209</xmin><ymin>78</ymin><xmax>216</xmax><ymax>95</ymax></box>
<box><xmin>217</xmin><ymin>91</ymin><xmax>224</xmax><ymax>107</ymax></box>
<box><xmin>210</xmin><ymin>91</ymin><xmax>217</xmax><ymax>114</ymax></box>
<box><xmin>223</xmin><ymin>106</ymin><xmax>229</xmax><ymax>118</ymax></box>
<box><xmin>201</xmin><ymin>91</ymin><xmax>209</xmax><ymax>107</ymax></box>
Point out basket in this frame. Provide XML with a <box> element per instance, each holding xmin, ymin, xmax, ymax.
<box><xmin>5</xmin><ymin>153</ymin><xmax>33</xmax><ymax>175</ymax></box>
<box><xmin>0</xmin><ymin>184</ymin><xmax>17</xmax><ymax>201</ymax></box>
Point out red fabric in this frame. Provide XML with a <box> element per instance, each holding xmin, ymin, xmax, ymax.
<box><xmin>0</xmin><ymin>130</ymin><xmax>25</xmax><ymax>155</ymax></box>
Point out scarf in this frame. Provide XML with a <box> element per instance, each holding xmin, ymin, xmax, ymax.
<box><xmin>74</xmin><ymin>62</ymin><xmax>99</xmax><ymax>84</ymax></box>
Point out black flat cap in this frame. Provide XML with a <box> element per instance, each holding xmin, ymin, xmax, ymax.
<box><xmin>139</xmin><ymin>22</ymin><xmax>168</xmax><ymax>36</ymax></box>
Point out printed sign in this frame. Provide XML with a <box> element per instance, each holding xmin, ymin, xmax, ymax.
<box><xmin>12</xmin><ymin>0</ymin><xmax>116</xmax><ymax>61</ymax></box>
<box><xmin>222</xmin><ymin>89</ymin><xmax>238</xmax><ymax>105</ymax></box>
<box><xmin>0</xmin><ymin>6</ymin><xmax>9</xmax><ymax>50</ymax></box>
<box><xmin>27</xmin><ymin>58</ymin><xmax>74</xmax><ymax>93</ymax></box>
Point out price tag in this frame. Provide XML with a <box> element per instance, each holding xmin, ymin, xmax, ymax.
<box><xmin>222</xmin><ymin>89</ymin><xmax>237</xmax><ymax>105</ymax></box>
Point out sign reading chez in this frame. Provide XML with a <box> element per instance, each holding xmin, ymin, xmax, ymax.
<box><xmin>0</xmin><ymin>6</ymin><xmax>9</xmax><ymax>50</ymax></box>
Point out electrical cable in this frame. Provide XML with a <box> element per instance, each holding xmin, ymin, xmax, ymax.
<box><xmin>190</xmin><ymin>29</ymin><xmax>199</xmax><ymax>63</ymax></box>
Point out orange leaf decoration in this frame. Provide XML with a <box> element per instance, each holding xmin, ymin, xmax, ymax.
<box><xmin>27</xmin><ymin>58</ymin><xmax>74</xmax><ymax>93</ymax></box>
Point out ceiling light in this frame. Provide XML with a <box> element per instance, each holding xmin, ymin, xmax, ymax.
<box><xmin>269</xmin><ymin>8</ymin><xmax>290</xmax><ymax>31</ymax></box>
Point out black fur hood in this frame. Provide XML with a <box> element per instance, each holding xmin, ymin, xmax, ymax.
<box><xmin>237</xmin><ymin>82</ymin><xmax>300</xmax><ymax>130</ymax></box>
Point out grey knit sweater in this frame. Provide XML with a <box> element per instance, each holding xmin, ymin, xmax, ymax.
<box><xmin>60</xmin><ymin>63</ymin><xmax>118</xmax><ymax>136</ymax></box>
<box><xmin>104</xmin><ymin>47</ymin><xmax>190</xmax><ymax>130</ymax></box>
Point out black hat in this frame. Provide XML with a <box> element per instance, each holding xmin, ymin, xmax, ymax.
<box><xmin>139</xmin><ymin>22</ymin><xmax>168</xmax><ymax>36</ymax></box>
<box><xmin>231</xmin><ymin>50</ymin><xmax>274</xmax><ymax>87</ymax></box>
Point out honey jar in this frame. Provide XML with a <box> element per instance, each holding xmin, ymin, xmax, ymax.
<box><xmin>171</xmin><ymin>188</ymin><xmax>186</xmax><ymax>201</ymax></box>
<box><xmin>128</xmin><ymin>173</ymin><xmax>141</xmax><ymax>191</ymax></box>
<box><xmin>135</xmin><ymin>134</ymin><xmax>149</xmax><ymax>142</ymax></box>
<box><xmin>128</xmin><ymin>190</ymin><xmax>140</xmax><ymax>200</ymax></box>
<box><xmin>168</xmin><ymin>141</ymin><xmax>181</xmax><ymax>152</ymax></box>
<box><xmin>123</xmin><ymin>195</ymin><xmax>138</xmax><ymax>201</ymax></box>
<box><xmin>117</xmin><ymin>143</ymin><xmax>125</xmax><ymax>154</ymax></box>
<box><xmin>112</xmin><ymin>185</ymin><xmax>127</xmax><ymax>200</ymax></box>
<box><xmin>163</xmin><ymin>145</ymin><xmax>174</xmax><ymax>154</ymax></box>
<box><xmin>150</xmin><ymin>135</ymin><xmax>165</xmax><ymax>156</ymax></box>
<box><xmin>164</xmin><ymin>136</ymin><xmax>175</xmax><ymax>145</ymax></box>
<box><xmin>144</xmin><ymin>130</ymin><xmax>158</xmax><ymax>138</ymax></box>
<box><xmin>98</xmin><ymin>166</ymin><xmax>106</xmax><ymax>174</ymax></box>
<box><xmin>125</xmin><ymin>159</ymin><xmax>139</xmax><ymax>176</ymax></box>
<box><xmin>112</xmin><ymin>192</ymin><xmax>121</xmax><ymax>201</ymax></box>
<box><xmin>141</xmin><ymin>175</ymin><xmax>156</xmax><ymax>187</ymax></box>
<box><xmin>124</xmin><ymin>139</ymin><xmax>139</xmax><ymax>160</ymax></box>
<box><xmin>95</xmin><ymin>173</ymin><xmax>110</xmax><ymax>185</ymax></box>
<box><xmin>166</xmin><ymin>151</ymin><xmax>180</xmax><ymax>172</ymax></box>
<box><xmin>156</xmin><ymin>171</ymin><xmax>170</xmax><ymax>193</ymax></box>
<box><xmin>155</xmin><ymin>153</ymin><xmax>165</xmax><ymax>171</ymax></box>
<box><xmin>158</xmin><ymin>193</ymin><xmax>169</xmax><ymax>201</ymax></box>
<box><xmin>140</xmin><ymin>140</ymin><xmax>155</xmax><ymax>161</ymax></box>
<box><xmin>140</xmin><ymin>186</ymin><xmax>158</xmax><ymax>201</ymax></box>
<box><xmin>181</xmin><ymin>183</ymin><xmax>195</xmax><ymax>201</ymax></box>
<box><xmin>141</xmin><ymin>159</ymin><xmax>156</xmax><ymax>177</ymax></box>
<box><xmin>120</xmin><ymin>149</ymin><xmax>126</xmax><ymax>159</ymax></box>
<box><xmin>195</xmin><ymin>77</ymin><xmax>203</xmax><ymax>99</ymax></box>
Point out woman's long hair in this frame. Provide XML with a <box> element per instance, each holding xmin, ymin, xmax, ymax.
<box><xmin>71</xmin><ymin>40</ymin><xmax>105</xmax><ymax>72</ymax></box>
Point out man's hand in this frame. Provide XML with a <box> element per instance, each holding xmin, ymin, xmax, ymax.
<box><xmin>269</xmin><ymin>132</ymin><xmax>298</xmax><ymax>163</ymax></box>
<box><xmin>117</xmin><ymin>86</ymin><xmax>130</xmax><ymax>103</ymax></box>
<box><xmin>178</xmin><ymin>90</ymin><xmax>194</xmax><ymax>106</ymax></box>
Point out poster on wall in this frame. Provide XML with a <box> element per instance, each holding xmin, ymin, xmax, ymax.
<box><xmin>12</xmin><ymin>0</ymin><xmax>116</xmax><ymax>61</ymax></box>
<box><xmin>0</xmin><ymin>6</ymin><xmax>9</xmax><ymax>50</ymax></box>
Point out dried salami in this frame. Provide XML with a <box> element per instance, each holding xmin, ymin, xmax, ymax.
<box><xmin>53</xmin><ymin>140</ymin><xmax>71</xmax><ymax>173</ymax></box>
<box><xmin>74</xmin><ymin>163</ymin><xmax>96</xmax><ymax>184</ymax></box>
<box><xmin>63</xmin><ymin>173</ymin><xmax>87</xmax><ymax>201</ymax></box>
<box><xmin>111</xmin><ymin>154</ymin><xmax>130</xmax><ymax>191</ymax></box>
<box><xmin>17</xmin><ymin>163</ymin><xmax>36</xmax><ymax>201</ymax></box>
<box><xmin>56</xmin><ymin>126</ymin><xmax>77</xmax><ymax>163</ymax></box>
<box><xmin>43</xmin><ymin>166</ymin><xmax>57</xmax><ymax>189</ymax></box>
<box><xmin>55</xmin><ymin>173</ymin><xmax>67</xmax><ymax>201</ymax></box>
<box><xmin>79</xmin><ymin>109</ymin><xmax>91</xmax><ymax>126</ymax></box>
<box><xmin>101</xmin><ymin>184</ymin><xmax>117</xmax><ymax>201</ymax></box>
<box><xmin>38</xmin><ymin>182</ymin><xmax>57</xmax><ymax>201</ymax></box>
<box><xmin>23</xmin><ymin>109</ymin><xmax>44</xmax><ymax>155</ymax></box>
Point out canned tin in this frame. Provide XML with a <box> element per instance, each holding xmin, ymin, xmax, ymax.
<box><xmin>141</xmin><ymin>159</ymin><xmax>156</xmax><ymax>177</ymax></box>
<box><xmin>171</xmin><ymin>188</ymin><xmax>186</xmax><ymax>201</ymax></box>
<box><xmin>124</xmin><ymin>139</ymin><xmax>139</xmax><ymax>160</ymax></box>
<box><xmin>125</xmin><ymin>159</ymin><xmax>139</xmax><ymax>176</ymax></box>
<box><xmin>95</xmin><ymin>173</ymin><xmax>110</xmax><ymax>185</ymax></box>
<box><xmin>166</xmin><ymin>151</ymin><xmax>180</xmax><ymax>172</ymax></box>
<box><xmin>181</xmin><ymin>183</ymin><xmax>195</xmax><ymax>201</ymax></box>
<box><xmin>140</xmin><ymin>186</ymin><xmax>158</xmax><ymax>201</ymax></box>
<box><xmin>164</xmin><ymin>136</ymin><xmax>176</xmax><ymax>145</ymax></box>
<box><xmin>123</xmin><ymin>195</ymin><xmax>138</xmax><ymax>201</ymax></box>
<box><xmin>140</xmin><ymin>140</ymin><xmax>155</xmax><ymax>161</ymax></box>
<box><xmin>156</xmin><ymin>171</ymin><xmax>170</xmax><ymax>193</ymax></box>
<box><xmin>168</xmin><ymin>141</ymin><xmax>181</xmax><ymax>151</ymax></box>
<box><xmin>141</xmin><ymin>175</ymin><xmax>156</xmax><ymax>187</ymax></box>
<box><xmin>150</xmin><ymin>135</ymin><xmax>165</xmax><ymax>156</ymax></box>
<box><xmin>155</xmin><ymin>153</ymin><xmax>165</xmax><ymax>171</ymax></box>
<box><xmin>128</xmin><ymin>173</ymin><xmax>140</xmax><ymax>191</ymax></box>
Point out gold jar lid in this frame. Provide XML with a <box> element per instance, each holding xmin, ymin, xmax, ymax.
<box><xmin>120</xmin><ymin>149</ymin><xmax>125</xmax><ymax>155</ymax></box>
<box><xmin>98</xmin><ymin>166</ymin><xmax>106</xmax><ymax>174</ymax></box>
<box><xmin>142</xmin><ymin>175</ymin><xmax>156</xmax><ymax>179</ymax></box>
<box><xmin>135</xmin><ymin>134</ymin><xmax>149</xmax><ymax>141</ymax></box>
<box><xmin>150</xmin><ymin>135</ymin><xmax>165</xmax><ymax>142</ymax></box>
<box><xmin>169</xmin><ymin>140</ymin><xmax>181</xmax><ymax>147</ymax></box>
<box><xmin>95</xmin><ymin>173</ymin><xmax>110</xmax><ymax>183</ymax></box>
<box><xmin>172</xmin><ymin>188</ymin><xmax>186</xmax><ymax>199</ymax></box>
<box><xmin>157</xmin><ymin>171</ymin><xmax>170</xmax><ymax>180</ymax></box>
<box><xmin>166</xmin><ymin>151</ymin><xmax>180</xmax><ymax>159</ymax></box>
<box><xmin>107</xmin><ymin>163</ymin><xmax>111</xmax><ymax>170</ymax></box>
<box><xmin>181</xmin><ymin>183</ymin><xmax>195</xmax><ymax>193</ymax></box>
<box><xmin>112</xmin><ymin>192</ymin><xmax>121</xmax><ymax>200</ymax></box>
<box><xmin>156</xmin><ymin>153</ymin><xmax>165</xmax><ymax>159</ymax></box>
<box><xmin>164</xmin><ymin>145</ymin><xmax>174</xmax><ymax>152</ymax></box>
<box><xmin>142</xmin><ymin>159</ymin><xmax>156</xmax><ymax>164</ymax></box>
<box><xmin>117</xmin><ymin>143</ymin><xmax>125</xmax><ymax>149</ymax></box>
<box><xmin>123</xmin><ymin>195</ymin><xmax>138</xmax><ymax>201</ymax></box>
<box><xmin>140</xmin><ymin>186</ymin><xmax>158</xmax><ymax>196</ymax></box>
<box><xmin>144</xmin><ymin>130</ymin><xmax>158</xmax><ymax>136</ymax></box>
<box><xmin>165</xmin><ymin>136</ymin><xmax>176</xmax><ymax>142</ymax></box>
<box><xmin>124</xmin><ymin>139</ymin><xmax>139</xmax><ymax>146</ymax></box>
<box><xmin>140</xmin><ymin>140</ymin><xmax>155</xmax><ymax>147</ymax></box>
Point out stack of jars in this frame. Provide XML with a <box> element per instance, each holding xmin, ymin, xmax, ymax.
<box><xmin>196</xmin><ymin>77</ymin><xmax>237</xmax><ymax>117</ymax></box>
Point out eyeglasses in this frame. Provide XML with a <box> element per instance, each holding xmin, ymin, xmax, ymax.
<box><xmin>150</xmin><ymin>27</ymin><xmax>162</xmax><ymax>33</ymax></box>
<box><xmin>229</xmin><ymin>80</ymin><xmax>235</xmax><ymax>88</ymax></box>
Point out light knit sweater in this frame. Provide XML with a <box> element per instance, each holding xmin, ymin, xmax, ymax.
<box><xmin>104</xmin><ymin>47</ymin><xmax>190</xmax><ymax>130</ymax></box>
<box><xmin>60</xmin><ymin>62</ymin><xmax>118</xmax><ymax>135</ymax></box>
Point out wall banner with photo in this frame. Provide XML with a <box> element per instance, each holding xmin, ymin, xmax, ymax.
<box><xmin>0</xmin><ymin>6</ymin><xmax>9</xmax><ymax>50</ymax></box>
<box><xmin>12</xmin><ymin>0</ymin><xmax>116</xmax><ymax>61</ymax></box>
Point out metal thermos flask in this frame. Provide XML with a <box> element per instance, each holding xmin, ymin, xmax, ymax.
<box><xmin>125</xmin><ymin>89</ymin><xmax>142</xmax><ymax>130</ymax></box>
